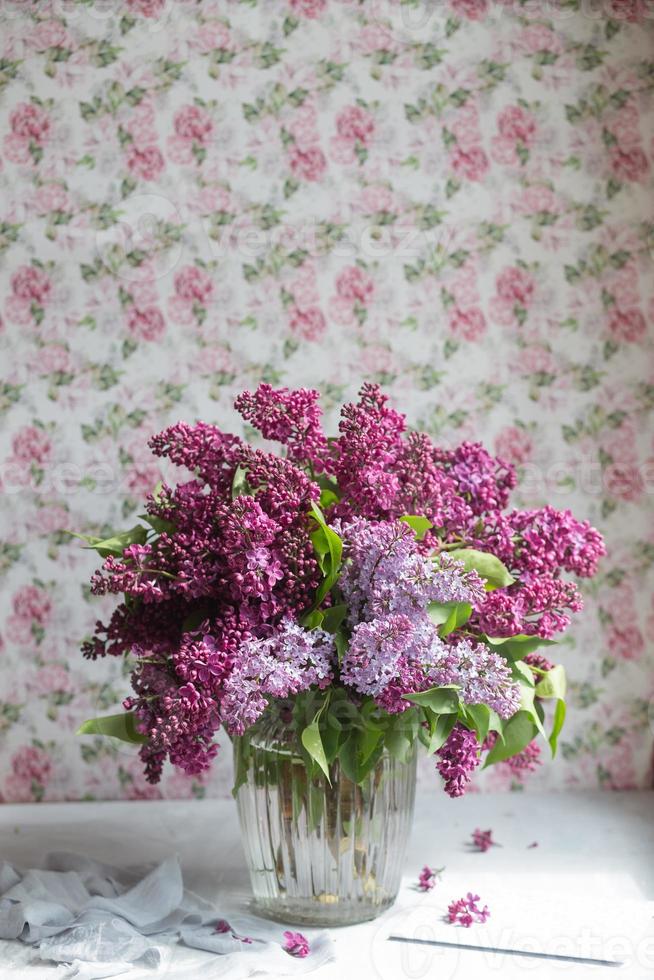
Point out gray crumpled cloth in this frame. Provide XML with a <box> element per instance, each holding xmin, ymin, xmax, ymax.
<box><xmin>0</xmin><ymin>852</ymin><xmax>334</xmax><ymax>979</ymax></box>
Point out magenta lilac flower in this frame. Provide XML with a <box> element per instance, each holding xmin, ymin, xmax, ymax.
<box><xmin>436</xmin><ymin>724</ymin><xmax>481</xmax><ymax>798</ymax></box>
<box><xmin>78</xmin><ymin>383</ymin><xmax>604</xmax><ymax>795</ymax></box>
<box><xmin>447</xmin><ymin>893</ymin><xmax>490</xmax><ymax>927</ymax></box>
<box><xmin>282</xmin><ymin>930</ymin><xmax>310</xmax><ymax>958</ymax></box>
<box><xmin>235</xmin><ymin>384</ymin><xmax>331</xmax><ymax>475</ymax></box>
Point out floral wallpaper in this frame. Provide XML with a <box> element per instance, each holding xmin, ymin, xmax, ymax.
<box><xmin>1</xmin><ymin>0</ymin><xmax>653</xmax><ymax>803</ymax></box>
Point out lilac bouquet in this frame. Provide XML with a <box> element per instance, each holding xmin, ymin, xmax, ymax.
<box><xmin>78</xmin><ymin>384</ymin><xmax>605</xmax><ymax>797</ymax></box>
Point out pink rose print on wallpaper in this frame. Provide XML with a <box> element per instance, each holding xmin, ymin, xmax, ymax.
<box><xmin>331</xmin><ymin>104</ymin><xmax>376</xmax><ymax>165</ymax></box>
<box><xmin>6</xmin><ymin>264</ymin><xmax>54</xmax><ymax>326</ymax></box>
<box><xmin>4</xmin><ymin>100</ymin><xmax>52</xmax><ymax>165</ymax></box>
<box><xmin>0</xmin><ymin>1</ymin><xmax>653</xmax><ymax>801</ymax></box>
<box><xmin>492</xmin><ymin>104</ymin><xmax>538</xmax><ymax>167</ymax></box>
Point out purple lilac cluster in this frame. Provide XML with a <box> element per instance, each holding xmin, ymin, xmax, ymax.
<box><xmin>465</xmin><ymin>507</ymin><xmax>604</xmax><ymax>638</ymax></box>
<box><xmin>235</xmin><ymin>384</ymin><xmax>331</xmax><ymax>475</ymax></box>
<box><xmin>81</xmin><ymin>382</ymin><xmax>604</xmax><ymax>790</ymax></box>
<box><xmin>330</xmin><ymin>385</ymin><xmax>604</xmax><ymax>640</ymax></box>
<box><xmin>85</xmin><ymin>402</ymin><xmax>326</xmax><ymax>780</ymax></box>
<box><xmin>339</xmin><ymin>519</ymin><xmax>520</xmax><ymax>721</ymax></box>
<box><xmin>435</xmin><ymin>723</ymin><xmax>482</xmax><ymax>797</ymax></box>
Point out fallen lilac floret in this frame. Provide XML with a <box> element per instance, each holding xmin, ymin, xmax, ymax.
<box><xmin>283</xmin><ymin>930</ymin><xmax>310</xmax><ymax>958</ymax></box>
<box><xmin>447</xmin><ymin>892</ymin><xmax>490</xmax><ymax>927</ymax></box>
<box><xmin>417</xmin><ymin>865</ymin><xmax>444</xmax><ymax>891</ymax></box>
<box><xmin>213</xmin><ymin>919</ymin><xmax>253</xmax><ymax>943</ymax></box>
<box><xmin>471</xmin><ymin>828</ymin><xmax>497</xmax><ymax>852</ymax></box>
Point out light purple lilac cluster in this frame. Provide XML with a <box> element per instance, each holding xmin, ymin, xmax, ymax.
<box><xmin>220</xmin><ymin>620</ymin><xmax>334</xmax><ymax>736</ymax></box>
<box><xmin>339</xmin><ymin>519</ymin><xmax>520</xmax><ymax>720</ymax></box>
<box><xmin>338</xmin><ymin>518</ymin><xmax>485</xmax><ymax>622</ymax></box>
<box><xmin>81</xmin><ymin>382</ymin><xmax>604</xmax><ymax>792</ymax></box>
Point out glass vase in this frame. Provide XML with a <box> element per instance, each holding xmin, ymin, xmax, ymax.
<box><xmin>233</xmin><ymin>709</ymin><xmax>417</xmax><ymax>926</ymax></box>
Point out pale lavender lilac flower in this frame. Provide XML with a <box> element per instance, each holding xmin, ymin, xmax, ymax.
<box><xmin>436</xmin><ymin>639</ymin><xmax>521</xmax><ymax>719</ymax></box>
<box><xmin>342</xmin><ymin>614</ymin><xmax>520</xmax><ymax>719</ymax></box>
<box><xmin>221</xmin><ymin>620</ymin><xmax>334</xmax><ymax>735</ymax></box>
<box><xmin>340</xmin><ymin>614</ymin><xmax>414</xmax><ymax>696</ymax></box>
<box><xmin>339</xmin><ymin>519</ymin><xmax>484</xmax><ymax>626</ymax></box>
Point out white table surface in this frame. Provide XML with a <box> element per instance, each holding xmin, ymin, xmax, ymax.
<box><xmin>1</xmin><ymin>788</ymin><xmax>653</xmax><ymax>980</ymax></box>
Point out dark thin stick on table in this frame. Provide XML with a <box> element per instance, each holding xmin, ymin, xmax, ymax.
<box><xmin>387</xmin><ymin>934</ymin><xmax>623</xmax><ymax>968</ymax></box>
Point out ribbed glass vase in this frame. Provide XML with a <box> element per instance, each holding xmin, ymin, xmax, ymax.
<box><xmin>233</xmin><ymin>709</ymin><xmax>417</xmax><ymax>926</ymax></box>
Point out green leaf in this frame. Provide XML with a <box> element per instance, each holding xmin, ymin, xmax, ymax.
<box><xmin>384</xmin><ymin>729</ymin><xmax>412</xmax><ymax>763</ymax></box>
<box><xmin>359</xmin><ymin>726</ymin><xmax>383</xmax><ymax>764</ymax></box>
<box><xmin>399</xmin><ymin>514</ymin><xmax>433</xmax><ymax>541</ymax></box>
<box><xmin>512</xmin><ymin>661</ymin><xmax>548</xmax><ymax>741</ymax></box>
<box><xmin>535</xmin><ymin>664</ymin><xmax>567</xmax><ymax>700</ymax></box>
<box><xmin>512</xmin><ymin>660</ymin><xmax>535</xmax><ymax>687</ymax></box>
<box><xmin>319</xmin><ymin>488</ymin><xmax>339</xmax><ymax>509</ymax></box>
<box><xmin>403</xmin><ymin>686</ymin><xmax>459</xmax><ymax>713</ymax></box>
<box><xmin>301</xmin><ymin>720</ymin><xmax>330</xmax><ymax>782</ymax></box>
<box><xmin>321</xmin><ymin>722</ymin><xmax>341</xmax><ymax>764</ymax></box>
<box><xmin>338</xmin><ymin>731</ymin><xmax>383</xmax><ymax>783</ymax></box>
<box><xmin>77</xmin><ymin>713</ymin><xmax>147</xmax><ymax>744</ymax></box>
<box><xmin>139</xmin><ymin>514</ymin><xmax>176</xmax><ymax>535</ymax></box>
<box><xmin>425</xmin><ymin>711</ymin><xmax>457</xmax><ymax>753</ymax></box>
<box><xmin>462</xmin><ymin>704</ymin><xmax>491</xmax><ymax>744</ymax></box>
<box><xmin>429</xmin><ymin>600</ymin><xmax>472</xmax><ymax>636</ymax></box>
<box><xmin>334</xmin><ymin>631</ymin><xmax>347</xmax><ymax>663</ymax></box>
<box><xmin>232</xmin><ymin>734</ymin><xmax>251</xmax><ymax>797</ymax></box>
<box><xmin>301</xmin><ymin>609</ymin><xmax>324</xmax><ymax>630</ymax></box>
<box><xmin>182</xmin><ymin>608</ymin><xmax>209</xmax><ymax>633</ymax></box>
<box><xmin>308</xmin><ymin>501</ymin><xmax>343</xmax><ymax>606</ymax></box>
<box><xmin>309</xmin><ymin>501</ymin><xmax>342</xmax><ymax>563</ymax></box>
<box><xmin>427</xmin><ymin>602</ymin><xmax>454</xmax><ymax>626</ymax></box>
<box><xmin>548</xmin><ymin>699</ymin><xmax>566</xmax><ymax>756</ymax></box>
<box><xmin>360</xmin><ymin>699</ymin><xmax>384</xmax><ymax>732</ymax></box>
<box><xmin>447</xmin><ymin>548</ymin><xmax>515</xmax><ymax>590</ymax></box>
<box><xmin>321</xmin><ymin>604</ymin><xmax>347</xmax><ymax>633</ymax></box>
<box><xmin>484</xmin><ymin>711</ymin><xmax>535</xmax><ymax>766</ymax></box>
<box><xmin>68</xmin><ymin>525</ymin><xmax>147</xmax><ymax>558</ymax></box>
<box><xmin>486</xmin><ymin>634</ymin><xmax>558</xmax><ymax>661</ymax></box>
